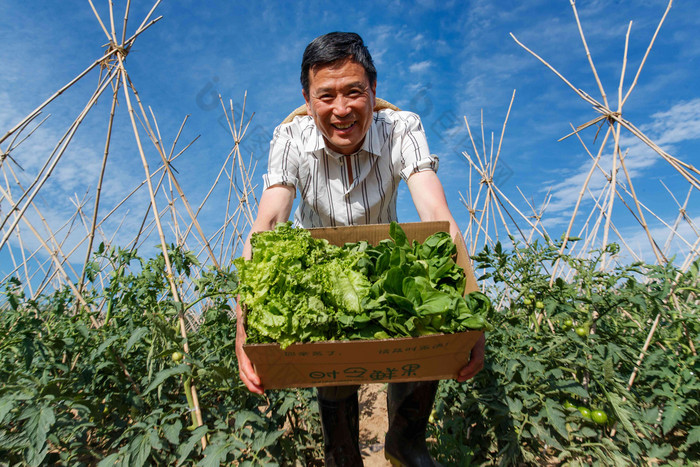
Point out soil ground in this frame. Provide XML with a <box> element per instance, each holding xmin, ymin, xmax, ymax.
<box><xmin>358</xmin><ymin>384</ymin><xmax>391</xmax><ymax>466</ymax></box>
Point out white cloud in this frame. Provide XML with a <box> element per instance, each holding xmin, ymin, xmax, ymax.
<box><xmin>409</xmin><ymin>60</ymin><xmax>432</xmax><ymax>74</ymax></box>
<box><xmin>644</xmin><ymin>98</ymin><xmax>700</xmax><ymax>146</ymax></box>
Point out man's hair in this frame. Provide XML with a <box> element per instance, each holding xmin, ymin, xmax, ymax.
<box><xmin>301</xmin><ymin>32</ymin><xmax>377</xmax><ymax>94</ymax></box>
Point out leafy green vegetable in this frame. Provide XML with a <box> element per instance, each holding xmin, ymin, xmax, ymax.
<box><xmin>235</xmin><ymin>222</ymin><xmax>492</xmax><ymax>348</ymax></box>
<box><xmin>234</xmin><ymin>222</ymin><xmax>371</xmax><ymax>349</ymax></box>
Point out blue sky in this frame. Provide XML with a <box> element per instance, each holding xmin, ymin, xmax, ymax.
<box><xmin>1</xmin><ymin>0</ymin><xmax>699</xmax><ymax>275</ymax></box>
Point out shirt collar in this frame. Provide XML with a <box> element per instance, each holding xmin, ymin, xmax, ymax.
<box><xmin>302</xmin><ymin>113</ymin><xmax>382</xmax><ymax>158</ymax></box>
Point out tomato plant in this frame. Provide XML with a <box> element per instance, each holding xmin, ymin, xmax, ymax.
<box><xmin>429</xmin><ymin>239</ymin><xmax>700</xmax><ymax>466</ymax></box>
<box><xmin>0</xmin><ymin>246</ymin><xmax>324</xmax><ymax>466</ymax></box>
<box><xmin>1</xmin><ymin>237</ymin><xmax>698</xmax><ymax>466</ymax></box>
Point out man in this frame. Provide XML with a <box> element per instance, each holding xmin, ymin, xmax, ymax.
<box><xmin>235</xmin><ymin>32</ymin><xmax>485</xmax><ymax>466</ymax></box>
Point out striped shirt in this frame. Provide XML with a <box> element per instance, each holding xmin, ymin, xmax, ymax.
<box><xmin>263</xmin><ymin>109</ymin><xmax>439</xmax><ymax>228</ymax></box>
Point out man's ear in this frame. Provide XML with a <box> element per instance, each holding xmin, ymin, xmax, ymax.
<box><xmin>302</xmin><ymin>89</ymin><xmax>312</xmax><ymax>116</ymax></box>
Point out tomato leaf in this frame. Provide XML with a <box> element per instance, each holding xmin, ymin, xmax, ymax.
<box><xmin>143</xmin><ymin>364</ymin><xmax>191</xmax><ymax>395</ymax></box>
<box><xmin>97</xmin><ymin>453</ymin><xmax>122</xmax><ymax>466</ymax></box>
<box><xmin>687</xmin><ymin>426</ymin><xmax>700</xmax><ymax>446</ymax></box>
<box><xmin>545</xmin><ymin>399</ymin><xmax>569</xmax><ymax>438</ymax></box>
<box><xmin>662</xmin><ymin>403</ymin><xmax>685</xmax><ymax>435</ymax></box>
<box><xmin>163</xmin><ymin>420</ymin><xmax>182</xmax><ymax>445</ymax></box>
<box><xmin>127</xmin><ymin>432</ymin><xmax>152</xmax><ymax>467</ymax></box>
<box><xmin>199</xmin><ymin>441</ymin><xmax>233</xmax><ymax>467</ymax></box>
<box><xmin>125</xmin><ymin>326</ymin><xmax>149</xmax><ymax>353</ymax></box>
<box><xmin>176</xmin><ymin>425</ymin><xmax>209</xmax><ymax>466</ymax></box>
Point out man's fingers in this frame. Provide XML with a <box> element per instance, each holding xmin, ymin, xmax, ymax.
<box><xmin>240</xmin><ymin>371</ymin><xmax>265</xmax><ymax>394</ymax></box>
<box><xmin>236</xmin><ymin>347</ymin><xmax>264</xmax><ymax>393</ymax></box>
<box><xmin>235</xmin><ymin>313</ymin><xmax>265</xmax><ymax>394</ymax></box>
<box><xmin>238</xmin><ymin>357</ymin><xmax>264</xmax><ymax>394</ymax></box>
<box><xmin>457</xmin><ymin>360</ymin><xmax>483</xmax><ymax>382</ymax></box>
<box><xmin>456</xmin><ymin>333</ymin><xmax>486</xmax><ymax>382</ymax></box>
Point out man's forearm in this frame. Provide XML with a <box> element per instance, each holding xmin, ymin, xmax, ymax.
<box><xmin>241</xmin><ymin>185</ymin><xmax>295</xmax><ymax>260</ymax></box>
<box><xmin>407</xmin><ymin>171</ymin><xmax>460</xmax><ymax>240</ymax></box>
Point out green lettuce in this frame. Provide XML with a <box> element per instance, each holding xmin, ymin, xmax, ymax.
<box><xmin>234</xmin><ymin>222</ymin><xmax>371</xmax><ymax>348</ymax></box>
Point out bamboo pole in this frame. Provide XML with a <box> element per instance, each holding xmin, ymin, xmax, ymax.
<box><xmin>549</xmin><ymin>127</ymin><xmax>613</xmax><ymax>284</ymax></box>
<box><xmin>0</xmin><ymin>183</ymin><xmax>95</xmax><ymax>320</ymax></box>
<box><xmin>616</xmin><ymin>152</ymin><xmax>667</xmax><ymax>263</ymax></box>
<box><xmin>621</xmin><ymin>0</ymin><xmax>673</xmax><ymax>107</ymax></box>
<box><xmin>569</xmin><ymin>0</ymin><xmax>609</xmax><ymax>109</ymax></box>
<box><xmin>3</xmin><ymin>163</ymin><xmax>87</xmax><ymax>287</ymax></box>
<box><xmin>115</xmin><ymin>53</ymin><xmax>207</xmax><ymax>448</ymax></box>
<box><xmin>79</xmin><ymin>80</ymin><xmax>121</xmax><ymax>293</ymax></box>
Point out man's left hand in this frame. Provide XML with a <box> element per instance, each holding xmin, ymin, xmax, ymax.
<box><xmin>457</xmin><ymin>333</ymin><xmax>485</xmax><ymax>382</ymax></box>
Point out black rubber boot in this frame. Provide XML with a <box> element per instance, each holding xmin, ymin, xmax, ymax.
<box><xmin>385</xmin><ymin>381</ymin><xmax>442</xmax><ymax>467</ymax></box>
<box><xmin>317</xmin><ymin>385</ymin><xmax>363</xmax><ymax>466</ymax></box>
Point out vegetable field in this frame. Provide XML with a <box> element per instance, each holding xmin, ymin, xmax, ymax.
<box><xmin>1</xmin><ymin>1</ymin><xmax>698</xmax><ymax>465</ymax></box>
<box><xmin>1</xmin><ymin>240</ymin><xmax>697</xmax><ymax>465</ymax></box>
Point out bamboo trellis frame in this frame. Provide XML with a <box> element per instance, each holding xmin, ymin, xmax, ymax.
<box><xmin>0</xmin><ymin>1</ymin><xmax>260</xmax><ymax>452</ymax></box>
<box><xmin>454</xmin><ymin>1</ymin><xmax>697</xmax><ymax>424</ymax></box>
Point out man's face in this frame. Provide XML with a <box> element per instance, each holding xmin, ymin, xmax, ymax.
<box><xmin>303</xmin><ymin>58</ymin><xmax>376</xmax><ymax>155</ymax></box>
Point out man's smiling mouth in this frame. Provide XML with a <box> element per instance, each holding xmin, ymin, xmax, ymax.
<box><xmin>332</xmin><ymin>122</ymin><xmax>354</xmax><ymax>130</ymax></box>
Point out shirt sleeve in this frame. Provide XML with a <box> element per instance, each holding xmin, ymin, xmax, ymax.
<box><xmin>263</xmin><ymin>123</ymin><xmax>301</xmax><ymax>191</ymax></box>
<box><xmin>397</xmin><ymin>112</ymin><xmax>439</xmax><ymax>181</ymax></box>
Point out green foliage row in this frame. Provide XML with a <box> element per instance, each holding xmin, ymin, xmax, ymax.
<box><xmin>429</xmin><ymin>240</ymin><xmax>699</xmax><ymax>466</ymax></box>
<box><xmin>0</xmin><ymin>245</ymin><xmax>323</xmax><ymax>466</ymax></box>
<box><xmin>1</xmin><ymin>238</ymin><xmax>697</xmax><ymax>466</ymax></box>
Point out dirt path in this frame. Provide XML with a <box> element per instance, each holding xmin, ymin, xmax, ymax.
<box><xmin>359</xmin><ymin>384</ymin><xmax>391</xmax><ymax>466</ymax></box>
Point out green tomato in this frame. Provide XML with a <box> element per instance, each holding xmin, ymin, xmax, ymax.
<box><xmin>578</xmin><ymin>407</ymin><xmax>591</xmax><ymax>419</ymax></box>
<box><xmin>528</xmin><ymin>293</ymin><xmax>536</xmax><ymax>300</ymax></box>
<box><xmin>563</xmin><ymin>318</ymin><xmax>573</xmax><ymax>328</ymax></box>
<box><xmin>535</xmin><ymin>301</ymin><xmax>545</xmax><ymax>309</ymax></box>
<box><xmin>171</xmin><ymin>351</ymin><xmax>184</xmax><ymax>362</ymax></box>
<box><xmin>575</xmin><ymin>326</ymin><xmax>588</xmax><ymax>337</ymax></box>
<box><xmin>563</xmin><ymin>401</ymin><xmax>576</xmax><ymax>409</ymax></box>
<box><xmin>523</xmin><ymin>298</ymin><xmax>532</xmax><ymax>306</ymax></box>
<box><xmin>591</xmin><ymin>410</ymin><xmax>608</xmax><ymax>425</ymax></box>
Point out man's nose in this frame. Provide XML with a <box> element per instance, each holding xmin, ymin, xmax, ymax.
<box><xmin>332</xmin><ymin>96</ymin><xmax>351</xmax><ymax>116</ymax></box>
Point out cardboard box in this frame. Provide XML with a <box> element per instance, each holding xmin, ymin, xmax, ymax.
<box><xmin>243</xmin><ymin>221</ymin><xmax>483</xmax><ymax>389</ymax></box>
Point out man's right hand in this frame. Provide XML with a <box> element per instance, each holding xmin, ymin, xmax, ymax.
<box><xmin>236</xmin><ymin>185</ymin><xmax>295</xmax><ymax>393</ymax></box>
<box><xmin>235</xmin><ymin>298</ymin><xmax>265</xmax><ymax>394</ymax></box>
